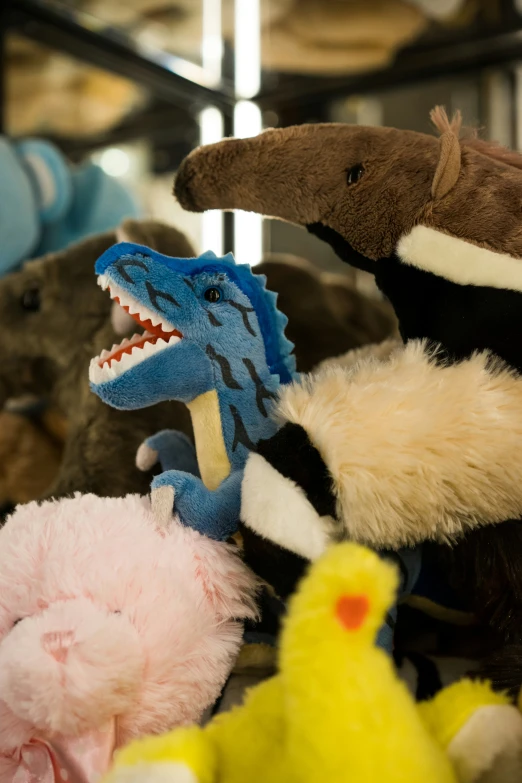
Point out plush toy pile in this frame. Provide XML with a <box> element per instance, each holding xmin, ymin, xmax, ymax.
<box><xmin>174</xmin><ymin>106</ymin><xmax>522</xmax><ymax>692</ymax></box>
<box><xmin>4</xmin><ymin>103</ymin><xmax>522</xmax><ymax>783</ymax></box>
<box><xmin>103</xmin><ymin>542</ymin><xmax>522</xmax><ymax>783</ymax></box>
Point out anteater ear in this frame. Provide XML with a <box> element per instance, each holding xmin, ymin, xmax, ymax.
<box><xmin>430</xmin><ymin>106</ymin><xmax>462</xmax><ymax>200</ymax></box>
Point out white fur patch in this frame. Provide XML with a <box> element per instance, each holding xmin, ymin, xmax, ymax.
<box><xmin>447</xmin><ymin>704</ymin><xmax>522</xmax><ymax>782</ymax></box>
<box><xmin>111</xmin><ymin>762</ymin><xmax>199</xmax><ymax>783</ymax></box>
<box><xmin>275</xmin><ymin>341</ymin><xmax>522</xmax><ymax>548</ymax></box>
<box><xmin>241</xmin><ymin>452</ymin><xmax>335</xmax><ymax>561</ymax></box>
<box><xmin>397</xmin><ymin>225</ymin><xmax>522</xmax><ymax>292</ymax></box>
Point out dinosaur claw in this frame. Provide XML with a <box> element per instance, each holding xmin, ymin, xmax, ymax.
<box><xmin>136</xmin><ymin>443</ymin><xmax>159</xmax><ymax>471</ymax></box>
<box><xmin>151</xmin><ymin>485</ymin><xmax>175</xmax><ymax>528</ymax></box>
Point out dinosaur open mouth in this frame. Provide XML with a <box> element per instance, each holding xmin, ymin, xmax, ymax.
<box><xmin>89</xmin><ymin>275</ymin><xmax>183</xmax><ymax>385</ymax></box>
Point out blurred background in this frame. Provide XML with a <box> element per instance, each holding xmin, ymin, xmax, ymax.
<box><xmin>3</xmin><ymin>0</ymin><xmax>522</xmax><ymax>287</ymax></box>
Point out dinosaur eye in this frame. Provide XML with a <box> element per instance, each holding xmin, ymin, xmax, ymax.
<box><xmin>346</xmin><ymin>164</ymin><xmax>364</xmax><ymax>186</ymax></box>
<box><xmin>204</xmin><ymin>287</ymin><xmax>222</xmax><ymax>303</ymax></box>
<box><xmin>21</xmin><ymin>287</ymin><xmax>41</xmax><ymax>312</ymax></box>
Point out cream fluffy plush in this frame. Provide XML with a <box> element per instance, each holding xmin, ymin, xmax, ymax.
<box><xmin>0</xmin><ymin>494</ymin><xmax>257</xmax><ymax>782</ymax></box>
<box><xmin>275</xmin><ymin>340</ymin><xmax>522</xmax><ymax>548</ymax></box>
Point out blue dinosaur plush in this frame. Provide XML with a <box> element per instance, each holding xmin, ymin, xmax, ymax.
<box><xmin>89</xmin><ymin>243</ymin><xmax>424</xmax><ymax>654</ymax></box>
<box><xmin>89</xmin><ymin>245</ymin><xmax>295</xmax><ymax>540</ymax></box>
<box><xmin>0</xmin><ymin>136</ymin><xmax>140</xmax><ymax>277</ymax></box>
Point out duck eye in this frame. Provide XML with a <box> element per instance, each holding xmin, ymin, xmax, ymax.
<box><xmin>346</xmin><ymin>164</ymin><xmax>364</xmax><ymax>185</ymax></box>
<box><xmin>21</xmin><ymin>287</ymin><xmax>41</xmax><ymax>312</ymax></box>
<box><xmin>204</xmin><ymin>287</ymin><xmax>222</xmax><ymax>303</ymax></box>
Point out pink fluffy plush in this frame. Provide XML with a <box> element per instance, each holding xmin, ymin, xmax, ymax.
<box><xmin>0</xmin><ymin>494</ymin><xmax>257</xmax><ymax>781</ymax></box>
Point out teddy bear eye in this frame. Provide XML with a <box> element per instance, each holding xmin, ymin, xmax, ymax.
<box><xmin>21</xmin><ymin>287</ymin><xmax>41</xmax><ymax>312</ymax></box>
<box><xmin>346</xmin><ymin>164</ymin><xmax>364</xmax><ymax>185</ymax></box>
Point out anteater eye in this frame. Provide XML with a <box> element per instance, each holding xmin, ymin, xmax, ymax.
<box><xmin>21</xmin><ymin>287</ymin><xmax>41</xmax><ymax>312</ymax></box>
<box><xmin>346</xmin><ymin>164</ymin><xmax>364</xmax><ymax>185</ymax></box>
<box><xmin>204</xmin><ymin>287</ymin><xmax>222</xmax><ymax>303</ymax></box>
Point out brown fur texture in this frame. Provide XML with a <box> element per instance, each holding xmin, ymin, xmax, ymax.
<box><xmin>0</xmin><ymin>411</ymin><xmax>62</xmax><ymax>506</ymax></box>
<box><xmin>0</xmin><ymin>221</ymin><xmax>195</xmax><ymax>499</ymax></box>
<box><xmin>275</xmin><ymin>340</ymin><xmax>522</xmax><ymax>549</ymax></box>
<box><xmin>174</xmin><ymin>109</ymin><xmax>522</xmax><ymax>261</ymax></box>
<box><xmin>257</xmin><ymin>254</ymin><xmax>397</xmax><ymax>372</ymax></box>
<box><xmin>317</xmin><ymin>337</ymin><xmax>401</xmax><ymax>373</ymax></box>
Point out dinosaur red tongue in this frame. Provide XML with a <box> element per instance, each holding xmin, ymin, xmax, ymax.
<box><xmin>100</xmin><ymin>297</ymin><xmax>183</xmax><ymax>369</ymax></box>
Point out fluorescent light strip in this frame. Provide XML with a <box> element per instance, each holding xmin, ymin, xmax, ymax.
<box><xmin>233</xmin><ymin>100</ymin><xmax>263</xmax><ymax>265</ymax></box>
<box><xmin>234</xmin><ymin>0</ymin><xmax>263</xmax><ymax>266</ymax></box>
<box><xmin>235</xmin><ymin>0</ymin><xmax>261</xmax><ymax>99</ymax></box>
<box><xmin>234</xmin><ymin>99</ymin><xmax>262</xmax><ymax>139</ymax></box>
<box><xmin>202</xmin><ymin>0</ymin><xmax>223</xmax><ymax>80</ymax></box>
<box><xmin>199</xmin><ymin>107</ymin><xmax>224</xmax><ymax>256</ymax></box>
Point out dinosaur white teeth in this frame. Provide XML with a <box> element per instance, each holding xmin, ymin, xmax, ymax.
<box><xmin>101</xmin><ymin>274</ymin><xmax>178</xmax><ymax>332</ymax></box>
<box><xmin>168</xmin><ymin>335</ymin><xmax>181</xmax><ymax>346</ymax></box>
<box><xmin>118</xmin><ymin>351</ymin><xmax>135</xmax><ymax>370</ymax></box>
<box><xmin>88</xmin><ymin>358</ymin><xmax>104</xmax><ymax>385</ymax></box>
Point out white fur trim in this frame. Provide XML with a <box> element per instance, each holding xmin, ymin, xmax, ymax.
<box><xmin>275</xmin><ymin>341</ymin><xmax>522</xmax><ymax>548</ymax></box>
<box><xmin>397</xmin><ymin>225</ymin><xmax>522</xmax><ymax>292</ymax></box>
<box><xmin>110</xmin><ymin>762</ymin><xmax>199</xmax><ymax>783</ymax></box>
<box><xmin>447</xmin><ymin>704</ymin><xmax>522</xmax><ymax>783</ymax></box>
<box><xmin>241</xmin><ymin>452</ymin><xmax>335</xmax><ymax>561</ymax></box>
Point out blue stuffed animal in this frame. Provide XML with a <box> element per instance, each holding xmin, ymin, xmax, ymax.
<box><xmin>88</xmin><ymin>244</ymin><xmax>424</xmax><ymax>654</ymax></box>
<box><xmin>1</xmin><ymin>136</ymin><xmax>140</xmax><ymax>277</ymax></box>
<box><xmin>89</xmin><ymin>245</ymin><xmax>296</xmax><ymax>540</ymax></box>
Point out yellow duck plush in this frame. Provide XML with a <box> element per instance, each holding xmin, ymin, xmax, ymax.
<box><xmin>103</xmin><ymin>543</ymin><xmax>522</xmax><ymax>783</ymax></box>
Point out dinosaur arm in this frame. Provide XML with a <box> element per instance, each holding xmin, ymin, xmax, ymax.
<box><xmin>136</xmin><ymin>429</ymin><xmax>200</xmax><ymax>476</ymax></box>
<box><xmin>151</xmin><ymin>470</ymin><xmax>243</xmax><ymax>541</ymax></box>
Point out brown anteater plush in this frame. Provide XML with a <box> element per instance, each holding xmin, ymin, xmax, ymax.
<box><xmin>174</xmin><ymin>108</ymin><xmax>522</xmax><ymax>691</ymax></box>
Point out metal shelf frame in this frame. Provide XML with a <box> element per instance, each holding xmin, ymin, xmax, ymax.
<box><xmin>257</xmin><ymin>4</ymin><xmax>522</xmax><ymax>112</ymax></box>
<box><xmin>2</xmin><ymin>0</ymin><xmax>235</xmax><ymax>115</ymax></box>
